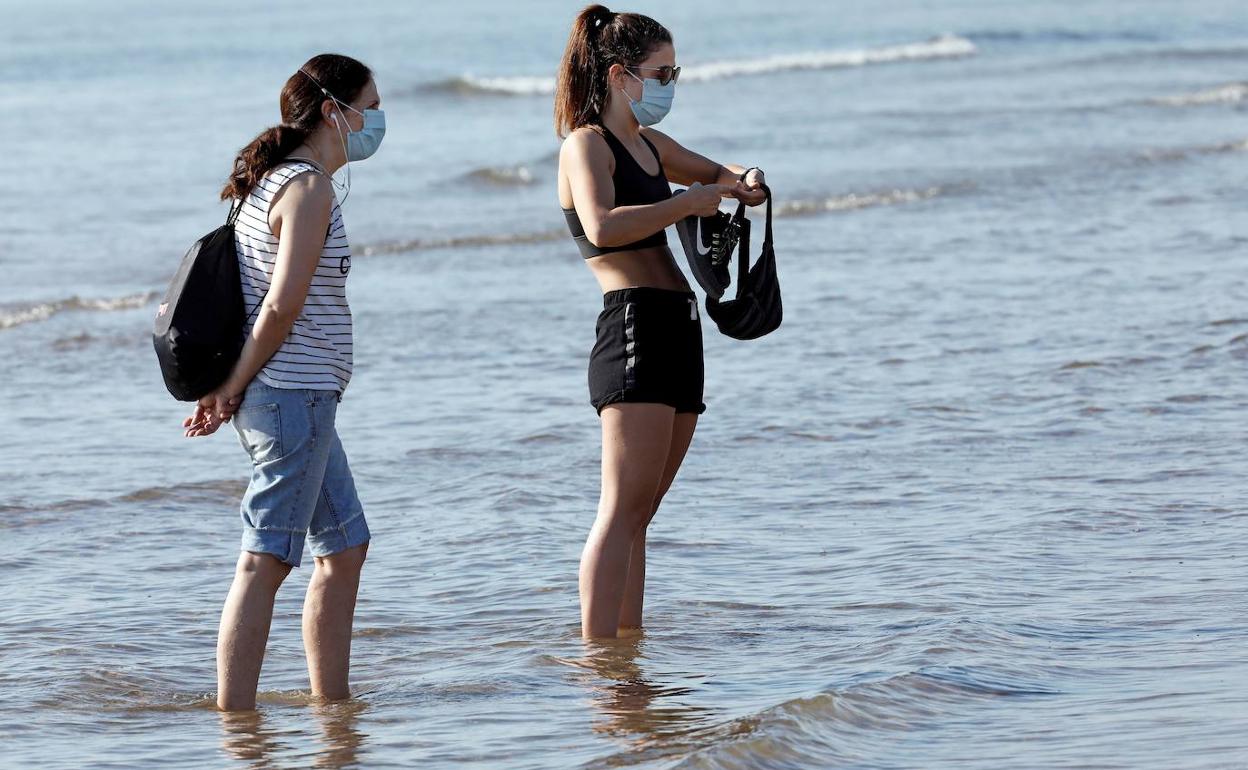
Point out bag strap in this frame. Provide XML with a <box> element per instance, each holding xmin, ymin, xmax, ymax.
<box><xmin>733</xmin><ymin>200</ymin><xmax>750</xmax><ymax>288</ymax></box>
<box><xmin>760</xmin><ymin>183</ymin><xmax>773</xmax><ymax>257</ymax></box>
<box><xmin>226</xmin><ymin>196</ymin><xmax>244</xmax><ymax>226</ymax></box>
<box><xmin>731</xmin><ymin>184</ymin><xmax>772</xmax><ymax>288</ymax></box>
<box><xmin>222</xmin><ymin>196</ymin><xmax>264</xmax><ymax>326</ymax></box>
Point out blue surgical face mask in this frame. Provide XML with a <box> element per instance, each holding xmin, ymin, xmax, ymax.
<box><xmin>334</xmin><ymin>101</ymin><xmax>386</xmax><ymax>161</ymax></box>
<box><xmin>622</xmin><ymin>70</ymin><xmax>674</xmax><ymax>126</ymax></box>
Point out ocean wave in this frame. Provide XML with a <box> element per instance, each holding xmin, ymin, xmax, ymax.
<box><xmin>774</xmin><ymin>185</ymin><xmax>959</xmax><ymax>217</ymax></box>
<box><xmin>597</xmin><ymin>665</ymin><xmax>1058</xmax><ymax>768</ymax></box>
<box><xmin>1151</xmin><ymin>82</ymin><xmax>1248</xmax><ymax>107</ymax></box>
<box><xmin>7</xmin><ymin>185</ymin><xmax>960</xmax><ymax>295</ymax></box>
<box><xmin>2</xmin><ymin>479</ymin><xmax>245</xmax><ymax>529</ymax></box>
<box><xmin>358</xmin><ymin>229</ymin><xmax>566</xmax><ymax>257</ymax></box>
<box><xmin>0</xmin><ymin>291</ymin><xmax>158</xmax><ymax>331</ymax></box>
<box><xmin>1136</xmin><ymin>136</ymin><xmax>1248</xmax><ymax>164</ymax></box>
<box><xmin>424</xmin><ymin>35</ymin><xmax>975</xmax><ymax>97</ymax></box>
<box><xmin>431</xmin><ymin>75</ymin><xmax>554</xmax><ymax>97</ymax></box>
<box><xmin>676</xmin><ymin>34</ymin><xmax>975</xmax><ymax>81</ymax></box>
<box><xmin>462</xmin><ymin>164</ymin><xmax>540</xmax><ymax>187</ymax></box>
<box><xmin>966</xmin><ymin>28</ymin><xmax>1161</xmax><ymax>43</ymax></box>
<box><xmin>50</xmin><ymin>331</ymin><xmax>145</xmax><ymax>351</ymax></box>
<box><xmin>355</xmin><ymin>183</ymin><xmax>959</xmax><ymax>257</ymax></box>
<box><xmin>1061</xmin><ymin>45</ymin><xmax>1248</xmax><ymax>69</ymax></box>
<box><xmin>1208</xmin><ymin>137</ymin><xmax>1247</xmax><ymax>154</ymax></box>
<box><xmin>115</xmin><ymin>478</ymin><xmax>246</xmax><ymax>505</ymax></box>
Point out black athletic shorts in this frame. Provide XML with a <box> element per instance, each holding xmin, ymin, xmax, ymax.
<box><xmin>589</xmin><ymin>287</ymin><xmax>706</xmax><ymax>415</ymax></box>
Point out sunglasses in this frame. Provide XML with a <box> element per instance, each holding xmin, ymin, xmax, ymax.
<box><xmin>629</xmin><ymin>64</ymin><xmax>681</xmax><ymax>86</ymax></box>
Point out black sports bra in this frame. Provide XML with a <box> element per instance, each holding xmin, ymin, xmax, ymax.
<box><xmin>563</xmin><ymin>127</ymin><xmax>673</xmax><ymax>259</ymax></box>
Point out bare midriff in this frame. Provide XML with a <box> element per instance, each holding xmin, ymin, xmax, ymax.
<box><xmin>586</xmin><ymin>245</ymin><xmax>692</xmax><ymax>294</ymax></box>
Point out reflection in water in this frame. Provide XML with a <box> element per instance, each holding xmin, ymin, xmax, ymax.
<box><xmin>219</xmin><ymin>710</ymin><xmax>284</xmax><ymax>769</ymax></box>
<box><xmin>579</xmin><ymin>634</ymin><xmax>718</xmax><ymax>755</ymax></box>
<box><xmin>311</xmin><ymin>700</ymin><xmax>369</xmax><ymax>769</ymax></box>
<box><xmin>217</xmin><ymin>699</ymin><xmax>368</xmax><ymax>769</ymax></box>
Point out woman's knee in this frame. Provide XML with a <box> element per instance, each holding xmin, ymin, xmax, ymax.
<box><xmin>235</xmin><ymin>551</ymin><xmax>292</xmax><ymax>589</ymax></box>
<box><xmin>596</xmin><ymin>500</ymin><xmax>653</xmax><ymax>537</ymax></box>
<box><xmin>314</xmin><ymin>542</ymin><xmax>368</xmax><ymax>576</ymax></box>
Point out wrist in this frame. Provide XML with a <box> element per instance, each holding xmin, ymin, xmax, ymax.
<box><xmin>221</xmin><ymin>374</ymin><xmax>247</xmax><ymax>398</ymax></box>
<box><xmin>678</xmin><ymin>191</ymin><xmax>699</xmax><ymax>216</ymax></box>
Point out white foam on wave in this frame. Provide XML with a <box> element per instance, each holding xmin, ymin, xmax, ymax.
<box><xmin>1152</xmin><ymin>82</ymin><xmax>1248</xmax><ymax>107</ymax></box>
<box><xmin>451</xmin><ymin>35</ymin><xmax>976</xmax><ymax>96</ymax></box>
<box><xmin>683</xmin><ymin>34</ymin><xmax>976</xmax><ymax>80</ymax></box>
<box><xmin>0</xmin><ymin>292</ymin><xmax>158</xmax><ymax>331</ymax></box>
<box><xmin>464</xmin><ymin>164</ymin><xmax>538</xmax><ymax>186</ymax></box>
<box><xmin>452</xmin><ymin>75</ymin><xmax>555</xmax><ymax>96</ymax></box>
<box><xmin>776</xmin><ymin>186</ymin><xmax>950</xmax><ymax>217</ymax></box>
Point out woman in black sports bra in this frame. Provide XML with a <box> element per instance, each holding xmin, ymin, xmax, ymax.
<box><xmin>555</xmin><ymin>4</ymin><xmax>768</xmax><ymax>639</ymax></box>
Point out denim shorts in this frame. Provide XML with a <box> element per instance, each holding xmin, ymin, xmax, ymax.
<box><xmin>231</xmin><ymin>381</ymin><xmax>370</xmax><ymax>567</ymax></box>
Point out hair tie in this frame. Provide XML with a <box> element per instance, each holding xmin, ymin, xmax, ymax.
<box><xmin>591</xmin><ymin>9</ymin><xmax>614</xmax><ymax>30</ymax></box>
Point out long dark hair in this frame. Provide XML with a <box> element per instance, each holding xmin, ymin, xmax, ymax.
<box><xmin>554</xmin><ymin>4</ymin><xmax>672</xmax><ymax>137</ymax></box>
<box><xmin>221</xmin><ymin>53</ymin><xmax>373</xmax><ymax>201</ymax></box>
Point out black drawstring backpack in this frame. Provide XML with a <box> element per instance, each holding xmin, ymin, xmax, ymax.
<box><xmin>699</xmin><ymin>184</ymin><xmax>783</xmax><ymax>340</ymax></box>
<box><xmin>153</xmin><ymin>199</ymin><xmax>253</xmax><ymax>401</ymax></box>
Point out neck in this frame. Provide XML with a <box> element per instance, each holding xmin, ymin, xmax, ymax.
<box><xmin>601</xmin><ymin>98</ymin><xmax>640</xmax><ymax>140</ymax></box>
<box><xmin>290</xmin><ymin>128</ymin><xmax>347</xmax><ymax>175</ymax></box>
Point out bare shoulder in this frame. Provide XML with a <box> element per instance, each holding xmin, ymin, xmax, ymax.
<box><xmin>284</xmin><ymin>168</ymin><xmax>333</xmax><ymax>203</ymax></box>
<box><xmin>268</xmin><ymin>168</ymin><xmax>333</xmax><ymax>238</ymax></box>
<box><xmin>271</xmin><ymin>168</ymin><xmax>333</xmax><ymax>217</ymax></box>
<box><xmin>640</xmin><ymin>127</ymin><xmax>681</xmax><ymax>156</ymax></box>
<box><xmin>560</xmin><ymin>126</ymin><xmax>612</xmax><ymax>164</ymax></box>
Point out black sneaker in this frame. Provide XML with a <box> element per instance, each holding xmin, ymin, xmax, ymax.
<box><xmin>672</xmin><ymin>190</ymin><xmax>744</xmax><ymax>300</ymax></box>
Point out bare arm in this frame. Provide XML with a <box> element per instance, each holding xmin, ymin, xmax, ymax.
<box><xmin>561</xmin><ymin>129</ymin><xmax>733</xmax><ymax>248</ymax></box>
<box><xmin>184</xmin><ymin>172</ymin><xmax>332</xmax><ymax>437</ymax></box>
<box><xmin>642</xmin><ymin>128</ymin><xmax>768</xmax><ymax>206</ymax></box>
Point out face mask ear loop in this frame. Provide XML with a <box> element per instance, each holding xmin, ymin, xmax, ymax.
<box><xmin>304</xmin><ymin>70</ymin><xmax>352</xmax><ymax>204</ymax></box>
<box><xmin>330</xmin><ymin>97</ymin><xmax>351</xmax><ymax>206</ymax></box>
<box><xmin>620</xmin><ymin>68</ymin><xmax>643</xmax><ymax>106</ymax></box>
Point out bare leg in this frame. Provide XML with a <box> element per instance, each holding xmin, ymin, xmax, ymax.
<box><xmin>217</xmin><ymin>552</ymin><xmax>292</xmax><ymax>711</ymax></box>
<box><xmin>580</xmin><ymin>403</ymin><xmax>674</xmax><ymax>639</ymax></box>
<box><xmin>303</xmin><ymin>543</ymin><xmax>368</xmax><ymax>700</ymax></box>
<box><xmin>618</xmin><ymin>412</ymin><xmax>698</xmax><ymax>632</ymax></box>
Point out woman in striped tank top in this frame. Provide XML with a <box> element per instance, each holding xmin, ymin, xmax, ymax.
<box><xmin>181</xmin><ymin>53</ymin><xmax>385</xmax><ymax>711</ymax></box>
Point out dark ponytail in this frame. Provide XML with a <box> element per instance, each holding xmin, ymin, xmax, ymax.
<box><xmin>554</xmin><ymin>4</ymin><xmax>671</xmax><ymax>137</ymax></box>
<box><xmin>221</xmin><ymin>53</ymin><xmax>373</xmax><ymax>201</ymax></box>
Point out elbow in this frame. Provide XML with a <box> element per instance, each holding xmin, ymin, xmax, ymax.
<box><xmin>584</xmin><ymin>221</ymin><xmax>615</xmax><ymax>248</ymax></box>
<box><xmin>260</xmin><ymin>300</ymin><xmax>300</xmax><ymax>326</ymax></box>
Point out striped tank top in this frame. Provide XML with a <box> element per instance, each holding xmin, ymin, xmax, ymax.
<box><xmin>234</xmin><ymin>160</ymin><xmax>353</xmax><ymax>393</ymax></box>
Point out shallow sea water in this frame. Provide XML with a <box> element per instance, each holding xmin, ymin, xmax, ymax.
<box><xmin>2</xmin><ymin>0</ymin><xmax>1247</xmax><ymax>767</ymax></box>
